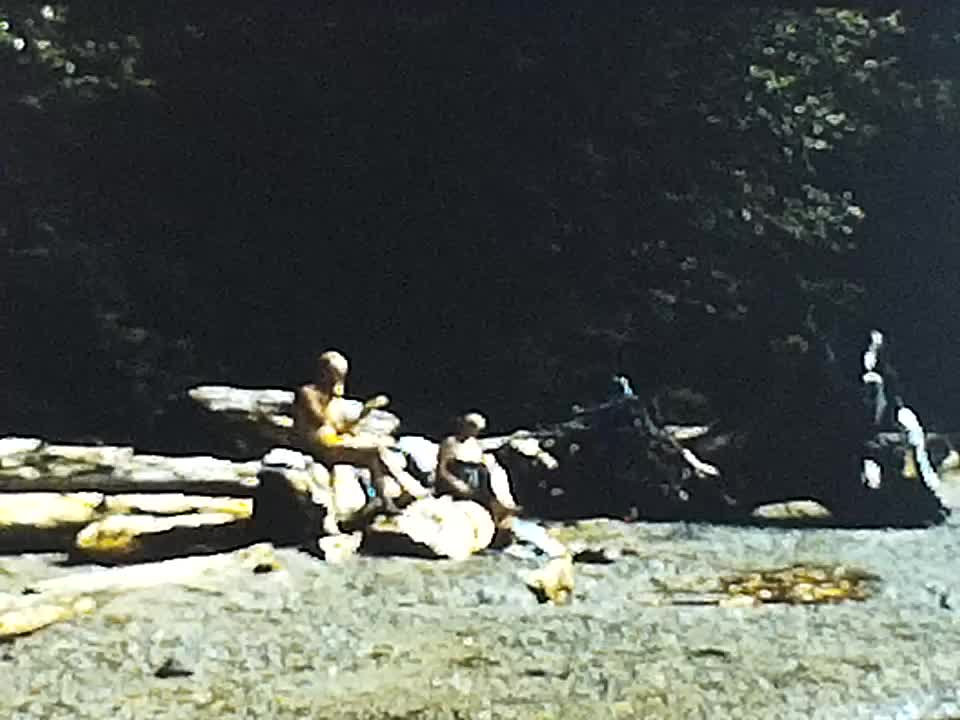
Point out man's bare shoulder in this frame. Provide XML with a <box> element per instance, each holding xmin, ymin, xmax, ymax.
<box><xmin>296</xmin><ymin>383</ymin><xmax>320</xmax><ymax>398</ymax></box>
<box><xmin>294</xmin><ymin>385</ymin><xmax>327</xmax><ymax>415</ymax></box>
<box><xmin>437</xmin><ymin>436</ymin><xmax>459</xmax><ymax>455</ymax></box>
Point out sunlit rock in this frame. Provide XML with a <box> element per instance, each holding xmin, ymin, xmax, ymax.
<box><xmin>523</xmin><ymin>554</ymin><xmax>575</xmax><ymax>605</ymax></box>
<box><xmin>365</xmin><ymin>496</ymin><xmax>495</xmax><ymax>561</ymax></box>
<box><xmin>750</xmin><ymin>499</ymin><xmax>833</xmax><ymax>520</ymax></box>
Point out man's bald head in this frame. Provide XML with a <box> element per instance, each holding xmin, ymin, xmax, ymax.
<box><xmin>459</xmin><ymin>412</ymin><xmax>487</xmax><ymax>436</ymax></box>
<box><xmin>316</xmin><ymin>350</ymin><xmax>349</xmax><ymax>395</ymax></box>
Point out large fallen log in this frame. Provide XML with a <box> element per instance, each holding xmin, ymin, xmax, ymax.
<box><xmin>0</xmin><ymin>437</ymin><xmax>260</xmax><ymax>495</ymax></box>
<box><xmin>27</xmin><ymin>542</ymin><xmax>280</xmax><ymax>596</ymax></box>
<box><xmin>0</xmin><ymin>438</ymin><xmax>509</xmax><ymax>561</ymax></box>
<box><xmin>188</xmin><ymin>385</ymin><xmax>401</xmax><ymax>443</ymax></box>
<box><xmin>0</xmin><ymin>492</ymin><xmax>106</xmax><ymax>552</ymax></box>
<box><xmin>0</xmin><ymin>544</ymin><xmax>281</xmax><ymax>639</ymax></box>
<box><xmin>0</xmin><ymin>440</ymin><xmax>330</xmax><ymax>553</ymax></box>
<box><xmin>73</xmin><ymin>512</ymin><xmax>256</xmax><ymax>564</ymax></box>
<box><xmin>0</xmin><ymin>491</ymin><xmax>255</xmax><ymax>555</ymax></box>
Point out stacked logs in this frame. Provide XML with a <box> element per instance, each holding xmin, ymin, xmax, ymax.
<box><xmin>0</xmin><ymin>428</ymin><xmax>528</xmax><ymax>566</ymax></box>
<box><xmin>0</xmin><ymin>436</ymin><xmax>263</xmax><ymax>562</ymax></box>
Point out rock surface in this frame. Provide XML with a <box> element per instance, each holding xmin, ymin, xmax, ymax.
<box><xmin>1</xmin><ymin>519</ymin><xmax>959</xmax><ymax>718</ymax></box>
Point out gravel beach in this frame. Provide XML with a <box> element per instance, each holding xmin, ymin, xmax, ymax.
<box><xmin>1</xmin><ymin>509</ymin><xmax>959</xmax><ymax>720</ymax></box>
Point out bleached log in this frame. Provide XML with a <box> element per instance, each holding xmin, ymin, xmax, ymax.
<box><xmin>187</xmin><ymin>386</ymin><xmax>295</xmax><ymax>416</ymax></box>
<box><xmin>0</xmin><ymin>544</ymin><xmax>279</xmax><ymax>638</ymax></box>
<box><xmin>188</xmin><ymin>385</ymin><xmax>401</xmax><ymax>440</ymax></box>
<box><xmin>0</xmin><ymin>438</ymin><xmax>333</xmax><ymax>549</ymax></box>
<box><xmin>0</xmin><ymin>492</ymin><xmax>107</xmax><ymax>552</ymax></box>
<box><xmin>28</xmin><ymin>543</ymin><xmax>280</xmax><ymax>596</ymax></box>
<box><xmin>363</xmin><ymin>496</ymin><xmax>495</xmax><ymax>561</ymax></box>
<box><xmin>750</xmin><ymin>499</ymin><xmax>833</xmax><ymax>521</ymax></box>
<box><xmin>0</xmin><ymin>492</ymin><xmax>104</xmax><ymax>528</ymax></box>
<box><xmin>103</xmin><ymin>494</ymin><xmax>252</xmax><ymax>517</ymax></box>
<box><xmin>0</xmin><ymin>439</ymin><xmax>261</xmax><ymax>495</ymax></box>
<box><xmin>0</xmin><ymin>492</ymin><xmax>258</xmax><ymax>554</ymax></box>
<box><xmin>73</xmin><ymin>512</ymin><xmax>254</xmax><ymax>563</ymax></box>
<box><xmin>0</xmin><ymin>597</ymin><xmax>97</xmax><ymax>639</ymax></box>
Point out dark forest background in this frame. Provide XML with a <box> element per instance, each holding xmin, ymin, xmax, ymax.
<box><xmin>2</xmin><ymin>4</ymin><xmax>960</xmax><ymax>453</ymax></box>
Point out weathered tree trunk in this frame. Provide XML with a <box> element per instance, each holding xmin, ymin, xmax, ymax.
<box><xmin>0</xmin><ymin>491</ymin><xmax>256</xmax><ymax>554</ymax></box>
<box><xmin>27</xmin><ymin>543</ymin><xmax>280</xmax><ymax>597</ymax></box>
<box><xmin>0</xmin><ymin>439</ymin><xmax>329</xmax><ymax>555</ymax></box>
<box><xmin>72</xmin><ymin>512</ymin><xmax>257</xmax><ymax>564</ymax></box>
<box><xmin>0</xmin><ymin>438</ymin><xmax>261</xmax><ymax>495</ymax></box>
<box><xmin>0</xmin><ymin>544</ymin><xmax>280</xmax><ymax>638</ymax></box>
<box><xmin>188</xmin><ymin>385</ymin><xmax>401</xmax><ymax>444</ymax></box>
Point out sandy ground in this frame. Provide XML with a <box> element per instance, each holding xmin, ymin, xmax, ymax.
<box><xmin>0</xmin><ymin>501</ymin><xmax>959</xmax><ymax>720</ymax></box>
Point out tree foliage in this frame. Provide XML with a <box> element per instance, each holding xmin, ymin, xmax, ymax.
<box><xmin>3</xmin><ymin>4</ymin><xmax>960</xmax><ymax>445</ymax></box>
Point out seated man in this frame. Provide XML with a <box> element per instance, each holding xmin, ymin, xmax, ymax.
<box><xmin>293</xmin><ymin>350</ymin><xmax>428</xmax><ymax>514</ymax></box>
<box><xmin>435</xmin><ymin>412</ymin><xmax>520</xmax><ymax>527</ymax></box>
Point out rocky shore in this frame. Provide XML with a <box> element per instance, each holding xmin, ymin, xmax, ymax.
<box><xmin>1</xmin><ymin>504</ymin><xmax>959</xmax><ymax>719</ymax></box>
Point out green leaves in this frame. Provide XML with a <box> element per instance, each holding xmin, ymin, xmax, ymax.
<box><xmin>0</xmin><ymin>2</ymin><xmax>150</xmax><ymax>110</ymax></box>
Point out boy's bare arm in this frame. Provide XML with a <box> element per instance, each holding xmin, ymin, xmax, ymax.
<box><xmin>436</xmin><ymin>439</ymin><xmax>474</xmax><ymax>497</ymax></box>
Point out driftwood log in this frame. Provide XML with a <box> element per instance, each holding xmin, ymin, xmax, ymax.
<box><xmin>4</xmin><ymin>323</ymin><xmax>942</xmax><ymax>567</ymax></box>
<box><xmin>0</xmin><ymin>438</ymin><xmax>325</xmax><ymax>556</ymax></box>
<box><xmin>0</xmin><ymin>436</ymin><xmax>514</xmax><ymax>561</ymax></box>
<box><xmin>188</xmin><ymin>386</ymin><xmax>400</xmax><ymax>448</ymax></box>
<box><xmin>0</xmin><ymin>437</ymin><xmax>261</xmax><ymax>495</ymax></box>
<box><xmin>187</xmin><ymin>327</ymin><xmax>951</xmax><ymax>528</ymax></box>
<box><xmin>0</xmin><ymin>544</ymin><xmax>280</xmax><ymax>638</ymax></box>
<box><xmin>496</xmin><ymin>329</ymin><xmax>951</xmax><ymax>527</ymax></box>
<box><xmin>27</xmin><ymin>542</ymin><xmax>280</xmax><ymax>596</ymax></box>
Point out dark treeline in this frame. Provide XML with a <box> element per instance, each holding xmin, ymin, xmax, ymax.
<box><xmin>2</xmin><ymin>4</ymin><xmax>959</xmax><ymax>452</ymax></box>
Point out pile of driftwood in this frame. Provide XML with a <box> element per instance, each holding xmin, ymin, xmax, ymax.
<box><xmin>2</xmin><ymin>324</ymin><xmax>946</xmax><ymax>573</ymax></box>
<box><xmin>0</xmin><ymin>437</ymin><xmax>261</xmax><ymax>560</ymax></box>
<box><xmin>0</xmin><ymin>432</ymin><xmax>531</xmax><ymax>565</ymax></box>
<box><xmin>491</xmin><ymin>328</ymin><xmax>954</xmax><ymax>528</ymax></box>
<box><xmin>0</xmin><ymin>328</ymin><xmax>953</xmax><ymax>637</ymax></box>
<box><xmin>1</xmin><ymin>326</ymin><xmax>951</xmax><ymax>556</ymax></box>
<box><xmin>0</xmin><ymin>415</ymin><xmax>571</xmax><ymax>638</ymax></box>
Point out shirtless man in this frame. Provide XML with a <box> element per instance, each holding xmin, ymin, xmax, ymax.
<box><xmin>293</xmin><ymin>350</ymin><xmax>428</xmax><ymax>514</ymax></box>
<box><xmin>435</xmin><ymin>412</ymin><xmax>520</xmax><ymax>526</ymax></box>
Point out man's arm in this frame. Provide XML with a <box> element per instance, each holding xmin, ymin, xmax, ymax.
<box><xmin>483</xmin><ymin>454</ymin><xmax>519</xmax><ymax>510</ymax></box>
<box><xmin>296</xmin><ymin>385</ymin><xmax>328</xmax><ymax>424</ymax></box>
<box><xmin>296</xmin><ymin>386</ymin><xmax>346</xmax><ymax>447</ymax></box>
<box><xmin>436</xmin><ymin>438</ymin><xmax>474</xmax><ymax>498</ymax></box>
<box><xmin>346</xmin><ymin>394</ymin><xmax>390</xmax><ymax>431</ymax></box>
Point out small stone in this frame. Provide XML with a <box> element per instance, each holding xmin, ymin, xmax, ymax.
<box><xmin>153</xmin><ymin>657</ymin><xmax>193</xmax><ymax>679</ymax></box>
<box><xmin>524</xmin><ymin>554</ymin><xmax>575</xmax><ymax>605</ymax></box>
<box><xmin>750</xmin><ymin>499</ymin><xmax>832</xmax><ymax>520</ymax></box>
<box><xmin>572</xmin><ymin>548</ymin><xmax>616</xmax><ymax>564</ymax></box>
<box><xmin>317</xmin><ymin>532</ymin><xmax>362</xmax><ymax>563</ymax></box>
<box><xmin>718</xmin><ymin>595</ymin><xmax>759</xmax><ymax>608</ymax></box>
